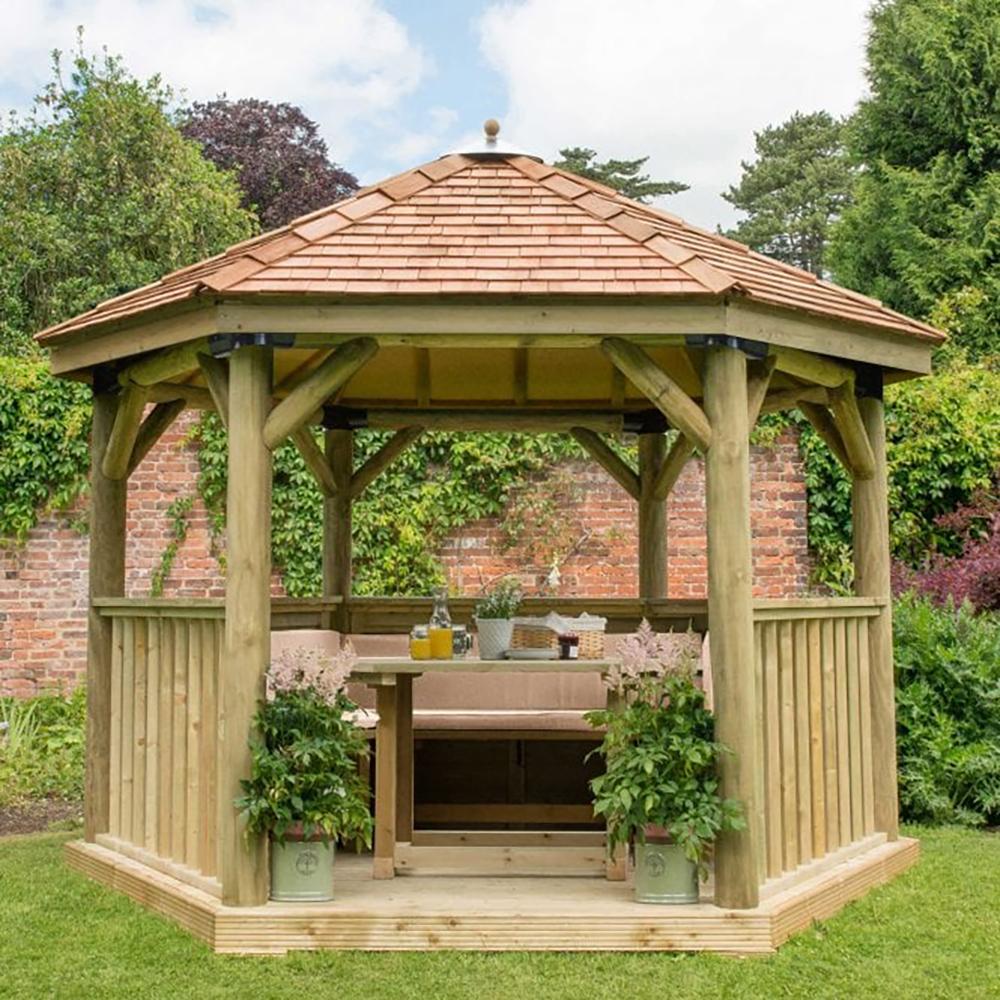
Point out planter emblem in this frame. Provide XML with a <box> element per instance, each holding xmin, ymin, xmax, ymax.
<box><xmin>295</xmin><ymin>848</ymin><xmax>320</xmax><ymax>877</ymax></box>
<box><xmin>643</xmin><ymin>848</ymin><xmax>667</xmax><ymax>878</ymax></box>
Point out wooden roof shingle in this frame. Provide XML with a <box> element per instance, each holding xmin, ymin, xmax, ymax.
<box><xmin>36</xmin><ymin>150</ymin><xmax>944</xmax><ymax>345</ymax></box>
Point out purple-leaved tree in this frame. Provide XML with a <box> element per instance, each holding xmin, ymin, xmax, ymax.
<box><xmin>180</xmin><ymin>98</ymin><xmax>359</xmax><ymax>229</ymax></box>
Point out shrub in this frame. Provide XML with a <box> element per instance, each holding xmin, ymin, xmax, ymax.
<box><xmin>0</xmin><ymin>688</ymin><xmax>86</xmax><ymax>807</ymax></box>
<box><xmin>893</xmin><ymin>594</ymin><xmax>1000</xmax><ymax>826</ymax></box>
<box><xmin>903</xmin><ymin>490</ymin><xmax>1000</xmax><ymax>611</ymax></box>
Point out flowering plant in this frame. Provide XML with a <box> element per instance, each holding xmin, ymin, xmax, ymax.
<box><xmin>586</xmin><ymin>621</ymin><xmax>744</xmax><ymax>874</ymax></box>
<box><xmin>236</xmin><ymin>645</ymin><xmax>373</xmax><ymax>848</ymax></box>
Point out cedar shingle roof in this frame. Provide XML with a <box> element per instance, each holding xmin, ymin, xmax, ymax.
<box><xmin>36</xmin><ymin>152</ymin><xmax>944</xmax><ymax>344</ymax></box>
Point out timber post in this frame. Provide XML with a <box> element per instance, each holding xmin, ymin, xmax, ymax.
<box><xmin>704</xmin><ymin>343</ymin><xmax>761</xmax><ymax>909</ymax></box>
<box><xmin>852</xmin><ymin>390</ymin><xmax>898</xmax><ymax>840</ymax></box>
<box><xmin>637</xmin><ymin>432</ymin><xmax>667</xmax><ymax>599</ymax></box>
<box><xmin>85</xmin><ymin>387</ymin><xmax>127</xmax><ymax>841</ymax></box>
<box><xmin>218</xmin><ymin>345</ymin><xmax>273</xmax><ymax>906</ymax></box>
<box><xmin>324</xmin><ymin>429</ymin><xmax>354</xmax><ymax>633</ymax></box>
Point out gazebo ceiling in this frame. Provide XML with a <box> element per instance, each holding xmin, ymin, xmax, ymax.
<box><xmin>38</xmin><ymin>132</ymin><xmax>943</xmax><ymax>355</ymax></box>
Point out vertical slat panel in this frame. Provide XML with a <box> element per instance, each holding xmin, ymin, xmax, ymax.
<box><xmin>778</xmin><ymin>621</ymin><xmax>798</xmax><ymax>872</ymax></box>
<box><xmin>172</xmin><ymin>618</ymin><xmax>188</xmax><ymax>863</ymax></box>
<box><xmin>200</xmin><ymin>619</ymin><xmax>219</xmax><ymax>877</ymax></box>
<box><xmin>763</xmin><ymin>621</ymin><xmax>782</xmax><ymax>878</ymax></box>
<box><xmin>186</xmin><ymin>619</ymin><xmax>203</xmax><ymax>865</ymax></box>
<box><xmin>847</xmin><ymin>617</ymin><xmax>864</xmax><ymax>842</ymax></box>
<box><xmin>807</xmin><ymin>618</ymin><xmax>826</xmax><ymax>858</ymax></box>
<box><xmin>835</xmin><ymin>618</ymin><xmax>852</xmax><ymax>845</ymax></box>
<box><xmin>858</xmin><ymin>617</ymin><xmax>875</xmax><ymax>834</ymax></box>
<box><xmin>793</xmin><ymin>620</ymin><xmax>812</xmax><ymax>865</ymax></box>
<box><xmin>157</xmin><ymin>616</ymin><xmax>174</xmax><ymax>859</ymax></box>
<box><xmin>119</xmin><ymin>618</ymin><xmax>135</xmax><ymax>843</ymax></box>
<box><xmin>144</xmin><ymin>619</ymin><xmax>160</xmax><ymax>853</ymax></box>
<box><xmin>753</xmin><ymin>622</ymin><xmax>767</xmax><ymax>885</ymax></box>
<box><xmin>108</xmin><ymin>617</ymin><xmax>123</xmax><ymax>838</ymax></box>
<box><xmin>131</xmin><ymin>618</ymin><xmax>147</xmax><ymax>847</ymax></box>
<box><xmin>821</xmin><ymin>617</ymin><xmax>839</xmax><ymax>851</ymax></box>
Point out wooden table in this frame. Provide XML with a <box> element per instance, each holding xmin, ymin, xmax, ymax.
<box><xmin>353</xmin><ymin>657</ymin><xmax>622</xmax><ymax>880</ymax></box>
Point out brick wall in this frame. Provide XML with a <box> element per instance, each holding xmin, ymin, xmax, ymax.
<box><xmin>0</xmin><ymin>414</ymin><xmax>808</xmax><ymax>696</ymax></box>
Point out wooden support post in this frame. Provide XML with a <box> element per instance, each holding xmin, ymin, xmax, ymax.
<box><xmin>704</xmin><ymin>344</ymin><xmax>761</xmax><ymax>909</ymax></box>
<box><xmin>570</xmin><ymin>427</ymin><xmax>640</xmax><ymax>500</ymax></box>
<box><xmin>602</xmin><ymin>338</ymin><xmax>712</xmax><ymax>452</ymax></box>
<box><xmin>852</xmin><ymin>392</ymin><xmax>898</xmax><ymax>840</ymax></box>
<box><xmin>126</xmin><ymin>399</ymin><xmax>185</xmax><ymax>477</ymax></box>
<box><xmin>350</xmin><ymin>427</ymin><xmax>424</xmax><ymax>499</ymax></box>
<box><xmin>101</xmin><ymin>384</ymin><xmax>148</xmax><ymax>480</ymax></box>
<box><xmin>263</xmin><ymin>338</ymin><xmax>377</xmax><ymax>449</ymax></box>
<box><xmin>218</xmin><ymin>346</ymin><xmax>272</xmax><ymax>906</ymax></box>
<box><xmin>85</xmin><ymin>388</ymin><xmax>127</xmax><ymax>841</ymax></box>
<box><xmin>374</xmin><ymin>683</ymin><xmax>398</xmax><ymax>878</ymax></box>
<box><xmin>323</xmin><ymin>429</ymin><xmax>353</xmax><ymax>632</ymax></box>
<box><xmin>396</xmin><ymin>675</ymin><xmax>414</xmax><ymax>844</ymax></box>
<box><xmin>638</xmin><ymin>433</ymin><xmax>667</xmax><ymax>599</ymax></box>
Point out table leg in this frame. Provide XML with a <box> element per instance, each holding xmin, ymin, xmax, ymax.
<box><xmin>373</xmin><ymin>683</ymin><xmax>398</xmax><ymax>879</ymax></box>
<box><xmin>395</xmin><ymin>674</ymin><xmax>414</xmax><ymax>844</ymax></box>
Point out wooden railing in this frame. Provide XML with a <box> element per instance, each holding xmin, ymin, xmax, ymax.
<box><xmin>97</xmin><ymin>600</ymin><xmax>224</xmax><ymax>893</ymax></box>
<box><xmin>753</xmin><ymin>599</ymin><xmax>883</xmax><ymax>882</ymax></box>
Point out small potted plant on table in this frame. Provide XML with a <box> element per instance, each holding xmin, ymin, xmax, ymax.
<box><xmin>474</xmin><ymin>576</ymin><xmax>523</xmax><ymax>659</ymax></box>
<box><xmin>236</xmin><ymin>645</ymin><xmax>373</xmax><ymax>902</ymax></box>
<box><xmin>586</xmin><ymin>622</ymin><xmax>745</xmax><ymax>903</ymax></box>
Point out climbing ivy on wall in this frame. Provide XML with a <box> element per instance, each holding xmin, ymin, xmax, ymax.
<box><xmin>190</xmin><ymin>414</ymin><xmax>582</xmax><ymax>597</ymax></box>
<box><xmin>0</xmin><ymin>357</ymin><xmax>91</xmax><ymax>541</ymax></box>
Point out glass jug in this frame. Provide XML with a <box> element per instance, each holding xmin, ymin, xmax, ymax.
<box><xmin>428</xmin><ymin>586</ymin><xmax>453</xmax><ymax>659</ymax></box>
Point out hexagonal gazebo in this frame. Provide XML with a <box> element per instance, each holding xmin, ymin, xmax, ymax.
<box><xmin>43</xmin><ymin>125</ymin><xmax>937</xmax><ymax>953</ymax></box>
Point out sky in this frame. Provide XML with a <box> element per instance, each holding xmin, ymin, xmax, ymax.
<box><xmin>0</xmin><ymin>0</ymin><xmax>874</xmax><ymax>230</ymax></box>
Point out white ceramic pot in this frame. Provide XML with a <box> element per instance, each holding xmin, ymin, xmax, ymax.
<box><xmin>476</xmin><ymin>618</ymin><xmax>514</xmax><ymax>660</ymax></box>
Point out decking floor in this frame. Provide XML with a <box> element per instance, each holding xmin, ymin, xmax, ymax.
<box><xmin>65</xmin><ymin>836</ymin><xmax>919</xmax><ymax>955</ymax></box>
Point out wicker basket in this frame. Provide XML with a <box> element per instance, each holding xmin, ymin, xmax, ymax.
<box><xmin>510</xmin><ymin>613</ymin><xmax>606</xmax><ymax>660</ymax></box>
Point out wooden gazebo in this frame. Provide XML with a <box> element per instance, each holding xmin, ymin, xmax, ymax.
<box><xmin>43</xmin><ymin>124</ymin><xmax>938</xmax><ymax>953</ymax></box>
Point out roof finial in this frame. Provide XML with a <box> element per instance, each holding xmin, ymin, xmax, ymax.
<box><xmin>484</xmin><ymin>118</ymin><xmax>500</xmax><ymax>142</ymax></box>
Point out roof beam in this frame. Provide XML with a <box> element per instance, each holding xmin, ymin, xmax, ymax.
<box><xmin>569</xmin><ymin>428</ymin><xmax>640</xmax><ymax>501</ymax></box>
<box><xmin>101</xmin><ymin>385</ymin><xmax>149</xmax><ymax>480</ymax></box>
<box><xmin>601</xmin><ymin>338</ymin><xmax>712</xmax><ymax>453</ymax></box>
<box><xmin>126</xmin><ymin>399</ymin><xmax>186</xmax><ymax>477</ymax></box>
<box><xmin>350</xmin><ymin>427</ymin><xmax>425</xmax><ymax>499</ymax></box>
<box><xmin>291</xmin><ymin>428</ymin><xmax>338</xmax><ymax>497</ymax></box>
<box><xmin>829</xmin><ymin>384</ymin><xmax>876</xmax><ymax>480</ymax></box>
<box><xmin>263</xmin><ymin>338</ymin><xmax>378</xmax><ymax>450</ymax></box>
<box><xmin>119</xmin><ymin>340</ymin><xmax>207</xmax><ymax>388</ymax></box>
<box><xmin>770</xmin><ymin>346</ymin><xmax>855</xmax><ymax>389</ymax></box>
<box><xmin>364</xmin><ymin>409</ymin><xmax>625</xmax><ymax>434</ymax></box>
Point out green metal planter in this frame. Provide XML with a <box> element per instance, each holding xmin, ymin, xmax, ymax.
<box><xmin>633</xmin><ymin>841</ymin><xmax>699</xmax><ymax>904</ymax></box>
<box><xmin>270</xmin><ymin>836</ymin><xmax>336</xmax><ymax>902</ymax></box>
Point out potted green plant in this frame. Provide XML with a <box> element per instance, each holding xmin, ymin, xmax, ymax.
<box><xmin>586</xmin><ymin>621</ymin><xmax>745</xmax><ymax>903</ymax></box>
<box><xmin>474</xmin><ymin>576</ymin><xmax>523</xmax><ymax>659</ymax></box>
<box><xmin>236</xmin><ymin>645</ymin><xmax>373</xmax><ymax>902</ymax></box>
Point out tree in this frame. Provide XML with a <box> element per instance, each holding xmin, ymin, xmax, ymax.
<box><xmin>722</xmin><ymin>112</ymin><xmax>854</xmax><ymax>276</ymax></box>
<box><xmin>829</xmin><ymin>0</ymin><xmax>1000</xmax><ymax>357</ymax></box>
<box><xmin>0</xmin><ymin>44</ymin><xmax>255</xmax><ymax>356</ymax></box>
<box><xmin>181</xmin><ymin>99</ymin><xmax>359</xmax><ymax>229</ymax></box>
<box><xmin>553</xmin><ymin>147</ymin><xmax>687</xmax><ymax>202</ymax></box>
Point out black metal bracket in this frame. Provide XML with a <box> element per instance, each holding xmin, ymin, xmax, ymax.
<box><xmin>854</xmin><ymin>363</ymin><xmax>884</xmax><ymax>401</ymax></box>
<box><xmin>207</xmin><ymin>332</ymin><xmax>295</xmax><ymax>357</ymax></box>
<box><xmin>91</xmin><ymin>364</ymin><xmax>121</xmax><ymax>395</ymax></box>
<box><xmin>623</xmin><ymin>409</ymin><xmax>670</xmax><ymax>434</ymax></box>
<box><xmin>685</xmin><ymin>334</ymin><xmax>769</xmax><ymax>360</ymax></box>
<box><xmin>322</xmin><ymin>406</ymin><xmax>369</xmax><ymax>430</ymax></box>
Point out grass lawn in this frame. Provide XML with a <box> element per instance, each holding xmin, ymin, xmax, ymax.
<box><xmin>0</xmin><ymin>826</ymin><xmax>997</xmax><ymax>999</ymax></box>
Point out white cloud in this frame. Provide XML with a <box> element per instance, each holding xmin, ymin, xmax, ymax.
<box><xmin>477</xmin><ymin>0</ymin><xmax>871</xmax><ymax>229</ymax></box>
<box><xmin>0</xmin><ymin>0</ymin><xmax>428</xmax><ymax>163</ymax></box>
